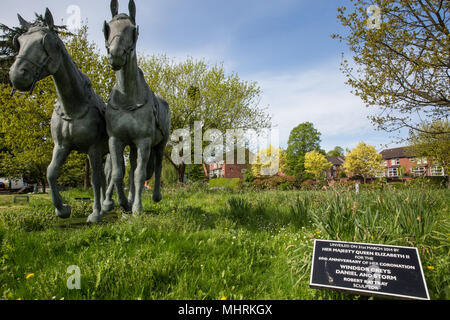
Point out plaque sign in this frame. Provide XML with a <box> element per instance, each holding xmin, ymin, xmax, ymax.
<box><xmin>310</xmin><ymin>240</ymin><xmax>430</xmax><ymax>300</ymax></box>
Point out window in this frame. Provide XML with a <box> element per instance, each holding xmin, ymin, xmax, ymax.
<box><xmin>409</xmin><ymin>158</ymin><xmax>415</xmax><ymax>163</ymax></box>
<box><xmin>375</xmin><ymin>170</ymin><xmax>386</xmax><ymax>178</ymax></box>
<box><xmin>384</xmin><ymin>161</ymin><xmax>387</xmax><ymax>167</ymax></box>
<box><xmin>431</xmin><ymin>166</ymin><xmax>444</xmax><ymax>177</ymax></box>
<box><xmin>391</xmin><ymin>159</ymin><xmax>396</xmax><ymax>166</ymax></box>
<box><xmin>417</xmin><ymin>158</ymin><xmax>427</xmax><ymax>165</ymax></box>
<box><xmin>388</xmin><ymin>167</ymin><xmax>398</xmax><ymax>177</ymax></box>
<box><xmin>413</xmin><ymin>167</ymin><xmax>426</xmax><ymax>177</ymax></box>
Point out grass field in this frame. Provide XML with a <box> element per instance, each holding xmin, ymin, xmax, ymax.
<box><xmin>0</xmin><ymin>186</ymin><xmax>448</xmax><ymax>300</ymax></box>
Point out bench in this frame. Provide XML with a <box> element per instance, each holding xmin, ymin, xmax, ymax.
<box><xmin>14</xmin><ymin>195</ymin><xmax>30</xmax><ymax>203</ymax></box>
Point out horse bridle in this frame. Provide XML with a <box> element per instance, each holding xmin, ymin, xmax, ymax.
<box><xmin>105</xmin><ymin>34</ymin><xmax>136</xmax><ymax>66</ymax></box>
<box><xmin>10</xmin><ymin>45</ymin><xmax>52</xmax><ymax>96</ymax></box>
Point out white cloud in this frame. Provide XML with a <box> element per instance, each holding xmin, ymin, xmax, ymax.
<box><xmin>246</xmin><ymin>60</ymin><xmax>389</xmax><ymax>151</ymax></box>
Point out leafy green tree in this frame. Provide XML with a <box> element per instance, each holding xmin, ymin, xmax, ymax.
<box><xmin>139</xmin><ymin>55</ymin><xmax>271</xmax><ymax>182</ymax></box>
<box><xmin>327</xmin><ymin>146</ymin><xmax>345</xmax><ymax>157</ymax></box>
<box><xmin>305</xmin><ymin>150</ymin><xmax>333</xmax><ymax>180</ymax></box>
<box><xmin>333</xmin><ymin>0</ymin><xmax>449</xmax><ymax>135</ymax></box>
<box><xmin>285</xmin><ymin>122</ymin><xmax>322</xmax><ymax>176</ymax></box>
<box><xmin>251</xmin><ymin>145</ymin><xmax>287</xmax><ymax>177</ymax></box>
<box><xmin>343</xmin><ymin>142</ymin><xmax>383</xmax><ymax>184</ymax></box>
<box><xmin>0</xmin><ymin>81</ymin><xmax>54</xmax><ymax>190</ymax></box>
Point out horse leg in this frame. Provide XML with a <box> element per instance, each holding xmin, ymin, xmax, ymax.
<box><xmin>152</xmin><ymin>142</ymin><xmax>165</xmax><ymax>203</ymax></box>
<box><xmin>47</xmin><ymin>145</ymin><xmax>71</xmax><ymax>219</ymax></box>
<box><xmin>87</xmin><ymin>148</ymin><xmax>104</xmax><ymax>223</ymax></box>
<box><xmin>102</xmin><ymin>154</ymin><xmax>115</xmax><ymax>213</ymax></box>
<box><xmin>132</xmin><ymin>138</ymin><xmax>152</xmax><ymax>214</ymax></box>
<box><xmin>109</xmin><ymin>136</ymin><xmax>130</xmax><ymax>212</ymax></box>
<box><xmin>127</xmin><ymin>145</ymin><xmax>137</xmax><ymax>209</ymax></box>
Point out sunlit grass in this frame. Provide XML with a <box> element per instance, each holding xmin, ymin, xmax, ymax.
<box><xmin>0</xmin><ymin>187</ymin><xmax>448</xmax><ymax>300</ymax></box>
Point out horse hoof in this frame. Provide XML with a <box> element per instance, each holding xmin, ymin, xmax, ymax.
<box><xmin>153</xmin><ymin>192</ymin><xmax>162</xmax><ymax>203</ymax></box>
<box><xmin>87</xmin><ymin>214</ymin><xmax>102</xmax><ymax>223</ymax></box>
<box><xmin>102</xmin><ymin>199</ymin><xmax>115</xmax><ymax>213</ymax></box>
<box><xmin>120</xmin><ymin>202</ymin><xmax>131</xmax><ymax>213</ymax></box>
<box><xmin>56</xmin><ymin>205</ymin><xmax>71</xmax><ymax>219</ymax></box>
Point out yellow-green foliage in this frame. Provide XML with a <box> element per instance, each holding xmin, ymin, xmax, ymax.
<box><xmin>343</xmin><ymin>142</ymin><xmax>383</xmax><ymax>183</ymax></box>
<box><xmin>304</xmin><ymin>150</ymin><xmax>332</xmax><ymax>179</ymax></box>
<box><xmin>251</xmin><ymin>145</ymin><xmax>287</xmax><ymax>177</ymax></box>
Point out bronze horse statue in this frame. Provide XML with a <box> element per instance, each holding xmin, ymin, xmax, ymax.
<box><xmin>103</xmin><ymin>0</ymin><xmax>171</xmax><ymax>214</ymax></box>
<box><xmin>9</xmin><ymin>9</ymin><xmax>114</xmax><ymax>223</ymax></box>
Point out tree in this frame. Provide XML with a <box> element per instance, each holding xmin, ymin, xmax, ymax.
<box><xmin>0</xmin><ymin>82</ymin><xmax>54</xmax><ymax>190</ymax></box>
<box><xmin>408</xmin><ymin>119</ymin><xmax>449</xmax><ymax>187</ymax></box>
<box><xmin>251</xmin><ymin>145</ymin><xmax>287</xmax><ymax>177</ymax></box>
<box><xmin>285</xmin><ymin>122</ymin><xmax>322</xmax><ymax>176</ymax></box>
<box><xmin>305</xmin><ymin>150</ymin><xmax>333</xmax><ymax>180</ymax></box>
<box><xmin>139</xmin><ymin>55</ymin><xmax>271</xmax><ymax>182</ymax></box>
<box><xmin>327</xmin><ymin>146</ymin><xmax>345</xmax><ymax>157</ymax></box>
<box><xmin>333</xmin><ymin>0</ymin><xmax>449</xmax><ymax>136</ymax></box>
<box><xmin>343</xmin><ymin>142</ymin><xmax>383</xmax><ymax>184</ymax></box>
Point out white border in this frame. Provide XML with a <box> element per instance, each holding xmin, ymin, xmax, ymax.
<box><xmin>309</xmin><ymin>239</ymin><xmax>430</xmax><ymax>300</ymax></box>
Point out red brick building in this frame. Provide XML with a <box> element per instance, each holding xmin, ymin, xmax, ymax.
<box><xmin>207</xmin><ymin>162</ymin><xmax>250</xmax><ymax>179</ymax></box>
<box><xmin>379</xmin><ymin>147</ymin><xmax>446</xmax><ymax>179</ymax></box>
<box><xmin>206</xmin><ymin>150</ymin><xmax>255</xmax><ymax>179</ymax></box>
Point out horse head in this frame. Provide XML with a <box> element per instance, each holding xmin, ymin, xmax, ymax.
<box><xmin>103</xmin><ymin>0</ymin><xmax>139</xmax><ymax>71</ymax></box>
<box><xmin>9</xmin><ymin>8</ymin><xmax>62</xmax><ymax>94</ymax></box>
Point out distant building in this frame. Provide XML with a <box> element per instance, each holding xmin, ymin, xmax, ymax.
<box><xmin>326</xmin><ymin>156</ymin><xmax>345</xmax><ymax>180</ymax></box>
<box><xmin>206</xmin><ymin>150</ymin><xmax>255</xmax><ymax>179</ymax></box>
<box><xmin>379</xmin><ymin>147</ymin><xmax>446</xmax><ymax>178</ymax></box>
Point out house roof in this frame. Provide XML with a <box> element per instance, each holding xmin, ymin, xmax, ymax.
<box><xmin>380</xmin><ymin>147</ymin><xmax>413</xmax><ymax>160</ymax></box>
<box><xmin>326</xmin><ymin>156</ymin><xmax>345</xmax><ymax>166</ymax></box>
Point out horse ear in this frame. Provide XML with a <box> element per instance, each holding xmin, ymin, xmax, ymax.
<box><xmin>44</xmin><ymin>8</ymin><xmax>55</xmax><ymax>30</ymax></box>
<box><xmin>103</xmin><ymin>21</ymin><xmax>110</xmax><ymax>42</ymax></box>
<box><xmin>42</xmin><ymin>33</ymin><xmax>61</xmax><ymax>74</ymax></box>
<box><xmin>129</xmin><ymin>0</ymin><xmax>136</xmax><ymax>24</ymax></box>
<box><xmin>13</xmin><ymin>35</ymin><xmax>20</xmax><ymax>52</ymax></box>
<box><xmin>133</xmin><ymin>25</ymin><xmax>139</xmax><ymax>45</ymax></box>
<box><xmin>17</xmin><ymin>14</ymin><xmax>30</xmax><ymax>29</ymax></box>
<box><xmin>110</xmin><ymin>0</ymin><xmax>119</xmax><ymax>17</ymax></box>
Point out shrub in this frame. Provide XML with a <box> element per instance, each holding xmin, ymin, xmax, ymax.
<box><xmin>251</xmin><ymin>175</ymin><xmax>299</xmax><ymax>190</ymax></box>
<box><xmin>300</xmin><ymin>179</ymin><xmax>315</xmax><ymax>190</ymax></box>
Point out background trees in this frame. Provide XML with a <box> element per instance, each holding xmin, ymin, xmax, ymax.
<box><xmin>343</xmin><ymin>142</ymin><xmax>383</xmax><ymax>184</ymax></box>
<box><xmin>0</xmin><ymin>20</ymin><xmax>271</xmax><ymax>187</ymax></box>
<box><xmin>327</xmin><ymin>146</ymin><xmax>345</xmax><ymax>157</ymax></box>
<box><xmin>251</xmin><ymin>145</ymin><xmax>287</xmax><ymax>178</ymax></box>
<box><xmin>285</xmin><ymin>122</ymin><xmax>323</xmax><ymax>177</ymax></box>
<box><xmin>333</xmin><ymin>0</ymin><xmax>449</xmax><ymax>136</ymax></box>
<box><xmin>140</xmin><ymin>55</ymin><xmax>271</xmax><ymax>182</ymax></box>
<box><xmin>304</xmin><ymin>150</ymin><xmax>332</xmax><ymax>180</ymax></box>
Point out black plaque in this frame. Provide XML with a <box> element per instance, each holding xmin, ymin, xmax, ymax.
<box><xmin>310</xmin><ymin>240</ymin><xmax>430</xmax><ymax>300</ymax></box>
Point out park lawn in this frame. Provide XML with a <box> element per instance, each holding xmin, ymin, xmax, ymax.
<box><xmin>0</xmin><ymin>187</ymin><xmax>448</xmax><ymax>300</ymax></box>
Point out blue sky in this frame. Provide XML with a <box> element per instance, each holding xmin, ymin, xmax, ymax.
<box><xmin>0</xmin><ymin>0</ymin><xmax>406</xmax><ymax>153</ymax></box>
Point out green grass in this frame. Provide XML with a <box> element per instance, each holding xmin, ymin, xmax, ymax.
<box><xmin>0</xmin><ymin>187</ymin><xmax>448</xmax><ymax>300</ymax></box>
<box><xmin>208</xmin><ymin>178</ymin><xmax>241</xmax><ymax>190</ymax></box>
